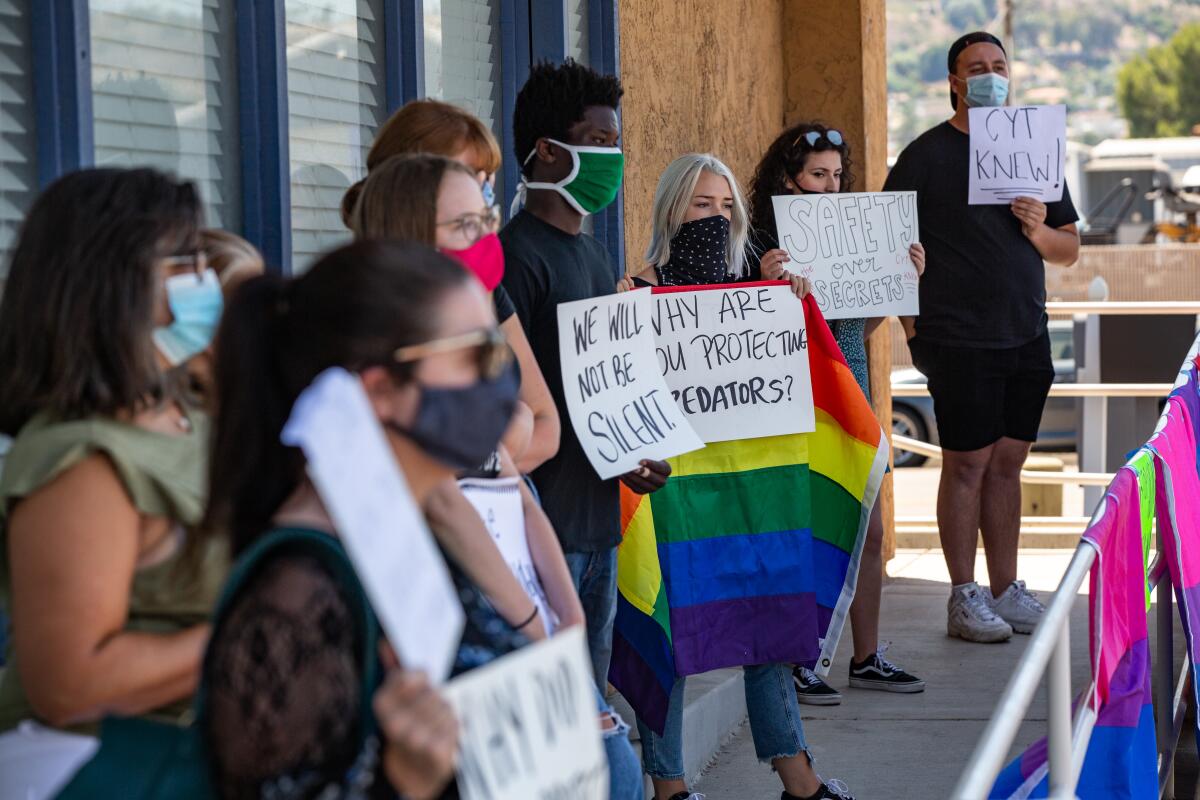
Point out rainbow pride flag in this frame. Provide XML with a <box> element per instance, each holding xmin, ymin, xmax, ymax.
<box><xmin>609</xmin><ymin>290</ymin><xmax>887</xmax><ymax>735</ymax></box>
<box><xmin>991</xmin><ymin>464</ymin><xmax>1157</xmax><ymax>799</ymax></box>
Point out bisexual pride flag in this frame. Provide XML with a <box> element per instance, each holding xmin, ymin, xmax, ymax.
<box><xmin>991</xmin><ymin>464</ymin><xmax>1157</xmax><ymax>799</ymax></box>
<box><xmin>609</xmin><ymin>292</ymin><xmax>887</xmax><ymax>734</ymax></box>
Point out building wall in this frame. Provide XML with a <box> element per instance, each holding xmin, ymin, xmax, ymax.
<box><xmin>617</xmin><ymin>0</ymin><xmax>786</xmax><ymax>272</ymax></box>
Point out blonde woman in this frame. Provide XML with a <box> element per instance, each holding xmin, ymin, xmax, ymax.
<box><xmin>621</xmin><ymin>154</ymin><xmax>852</xmax><ymax>800</ymax></box>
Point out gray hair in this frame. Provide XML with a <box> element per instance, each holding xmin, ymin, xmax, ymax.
<box><xmin>645</xmin><ymin>153</ymin><xmax>750</xmax><ymax>278</ymax></box>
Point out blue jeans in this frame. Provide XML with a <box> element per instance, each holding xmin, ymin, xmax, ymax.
<box><xmin>565</xmin><ymin>548</ymin><xmax>619</xmax><ymax>689</ymax></box>
<box><xmin>636</xmin><ymin>663</ymin><xmax>809</xmax><ymax>780</ymax></box>
<box><xmin>597</xmin><ymin>687</ymin><xmax>644</xmax><ymax>799</ymax></box>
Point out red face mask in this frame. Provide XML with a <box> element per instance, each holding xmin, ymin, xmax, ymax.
<box><xmin>441</xmin><ymin>232</ymin><xmax>505</xmax><ymax>292</ymax></box>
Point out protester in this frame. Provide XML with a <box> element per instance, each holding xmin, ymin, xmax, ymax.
<box><xmin>201</xmin><ymin>241</ymin><xmax>515</xmax><ymax>798</ymax></box>
<box><xmin>0</xmin><ymin>168</ymin><xmax>227</xmax><ymax>799</ymax></box>
<box><xmin>617</xmin><ymin>153</ymin><xmax>852</xmax><ymax>800</ymax></box>
<box><xmin>884</xmin><ymin>31</ymin><xmax>1080</xmax><ymax>642</ymax></box>
<box><xmin>747</xmin><ymin>123</ymin><xmax>926</xmax><ymax>702</ymax></box>
<box><xmin>501</xmin><ymin>59</ymin><xmax>671</xmax><ymax>691</ymax></box>
<box><xmin>202</xmin><ymin>240</ymin><xmax>643</xmax><ymax>799</ymax></box>
<box><xmin>349</xmin><ymin>153</ymin><xmax>582</xmax><ymax>638</ymax></box>
<box><xmin>342</xmin><ymin>98</ymin><xmax>560</xmax><ymax>473</ymax></box>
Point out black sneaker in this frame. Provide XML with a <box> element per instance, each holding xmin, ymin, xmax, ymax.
<box><xmin>783</xmin><ymin>778</ymin><xmax>855</xmax><ymax>800</ymax></box>
<box><xmin>848</xmin><ymin>645</ymin><xmax>925</xmax><ymax>693</ymax></box>
<box><xmin>791</xmin><ymin>666</ymin><xmax>842</xmax><ymax>705</ymax></box>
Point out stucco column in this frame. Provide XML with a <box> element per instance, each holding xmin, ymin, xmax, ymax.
<box><xmin>782</xmin><ymin>0</ymin><xmax>896</xmax><ymax>560</ymax></box>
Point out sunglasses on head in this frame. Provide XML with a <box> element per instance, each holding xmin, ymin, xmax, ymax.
<box><xmin>393</xmin><ymin>327</ymin><xmax>513</xmax><ymax>381</ymax></box>
<box><xmin>797</xmin><ymin>130</ymin><xmax>844</xmax><ymax>148</ymax></box>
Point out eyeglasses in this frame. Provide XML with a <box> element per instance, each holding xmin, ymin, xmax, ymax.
<box><xmin>393</xmin><ymin>327</ymin><xmax>513</xmax><ymax>380</ymax></box>
<box><xmin>436</xmin><ymin>206</ymin><xmax>501</xmax><ymax>247</ymax></box>
<box><xmin>796</xmin><ymin>129</ymin><xmax>844</xmax><ymax>148</ymax></box>
<box><xmin>160</xmin><ymin>252</ymin><xmax>208</xmax><ymax>273</ymax></box>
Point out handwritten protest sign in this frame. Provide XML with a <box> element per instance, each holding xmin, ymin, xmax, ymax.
<box><xmin>558</xmin><ymin>288</ymin><xmax>703</xmax><ymax>479</ymax></box>
<box><xmin>282</xmin><ymin>367</ymin><xmax>464</xmax><ymax>683</ymax></box>
<box><xmin>652</xmin><ymin>283</ymin><xmax>814</xmax><ymax>442</ymax></box>
<box><xmin>771</xmin><ymin>192</ymin><xmax>920</xmax><ymax>320</ymax></box>
<box><xmin>968</xmin><ymin>104</ymin><xmax>1067</xmax><ymax>205</ymax></box>
<box><xmin>459</xmin><ymin>477</ymin><xmax>555</xmax><ymax>636</ymax></box>
<box><xmin>445</xmin><ymin>627</ymin><xmax>608</xmax><ymax>800</ymax></box>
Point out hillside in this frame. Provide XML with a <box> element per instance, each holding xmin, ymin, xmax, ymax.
<box><xmin>887</xmin><ymin>0</ymin><xmax>1200</xmax><ymax>155</ymax></box>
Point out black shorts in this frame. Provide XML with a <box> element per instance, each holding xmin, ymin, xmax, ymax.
<box><xmin>908</xmin><ymin>330</ymin><xmax>1054</xmax><ymax>452</ymax></box>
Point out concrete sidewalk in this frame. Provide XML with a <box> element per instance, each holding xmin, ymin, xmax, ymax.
<box><xmin>688</xmin><ymin>549</ymin><xmax>1092</xmax><ymax>799</ymax></box>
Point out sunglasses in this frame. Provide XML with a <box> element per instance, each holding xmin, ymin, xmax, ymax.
<box><xmin>393</xmin><ymin>327</ymin><xmax>513</xmax><ymax>380</ymax></box>
<box><xmin>796</xmin><ymin>130</ymin><xmax>844</xmax><ymax>148</ymax></box>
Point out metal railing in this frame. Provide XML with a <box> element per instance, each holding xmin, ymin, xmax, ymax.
<box><xmin>951</xmin><ymin>548</ymin><xmax>1188</xmax><ymax>798</ymax></box>
<box><xmin>891</xmin><ymin>434</ymin><xmax>1114</xmax><ymax>486</ymax></box>
<box><xmin>893</xmin><ymin>383</ymin><xmax>1173</xmax><ymax>398</ymax></box>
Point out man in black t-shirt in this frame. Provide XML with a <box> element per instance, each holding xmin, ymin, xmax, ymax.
<box><xmin>500</xmin><ymin>60</ymin><xmax>671</xmax><ymax>690</ymax></box>
<box><xmin>884</xmin><ymin>32</ymin><xmax>1080</xmax><ymax>645</ymax></box>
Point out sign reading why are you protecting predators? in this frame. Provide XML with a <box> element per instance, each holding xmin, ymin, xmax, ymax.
<box><xmin>771</xmin><ymin>192</ymin><xmax>920</xmax><ymax>320</ymax></box>
<box><xmin>651</xmin><ymin>283</ymin><xmax>815</xmax><ymax>442</ymax></box>
<box><xmin>968</xmin><ymin>103</ymin><xmax>1067</xmax><ymax>205</ymax></box>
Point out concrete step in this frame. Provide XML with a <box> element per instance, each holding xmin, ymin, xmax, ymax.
<box><xmin>610</xmin><ymin>667</ymin><xmax>749</xmax><ymax>788</ymax></box>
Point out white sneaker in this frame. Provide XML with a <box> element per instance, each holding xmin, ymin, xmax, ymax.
<box><xmin>991</xmin><ymin>580</ymin><xmax>1046</xmax><ymax>634</ymax></box>
<box><xmin>947</xmin><ymin>582</ymin><xmax>1013</xmax><ymax>643</ymax></box>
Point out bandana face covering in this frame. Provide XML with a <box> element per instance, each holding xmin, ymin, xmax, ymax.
<box><xmin>654</xmin><ymin>214</ymin><xmax>731</xmax><ymax>287</ymax></box>
<box><xmin>517</xmin><ymin>139</ymin><xmax>624</xmax><ymax>216</ymax></box>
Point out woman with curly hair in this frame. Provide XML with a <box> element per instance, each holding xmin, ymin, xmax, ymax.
<box><xmin>747</xmin><ymin>122</ymin><xmax>927</xmax><ymax>706</ymax></box>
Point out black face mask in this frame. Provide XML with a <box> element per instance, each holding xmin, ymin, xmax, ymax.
<box><xmin>387</xmin><ymin>360</ymin><xmax>520</xmax><ymax>470</ymax></box>
<box><xmin>655</xmin><ymin>214</ymin><xmax>731</xmax><ymax>287</ymax></box>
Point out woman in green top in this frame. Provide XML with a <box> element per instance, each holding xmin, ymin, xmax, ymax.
<box><xmin>0</xmin><ymin>168</ymin><xmax>226</xmax><ymax>798</ymax></box>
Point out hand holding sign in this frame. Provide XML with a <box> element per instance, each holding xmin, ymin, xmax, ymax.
<box><xmin>557</xmin><ymin>288</ymin><xmax>703</xmax><ymax>479</ymax></box>
<box><xmin>968</xmin><ymin>104</ymin><xmax>1066</xmax><ymax>205</ymax></box>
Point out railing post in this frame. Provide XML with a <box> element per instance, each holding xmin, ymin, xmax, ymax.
<box><xmin>1156</xmin><ymin>575</ymin><xmax>1175</xmax><ymax>799</ymax></box>
<box><xmin>1047</xmin><ymin>623</ymin><xmax>1074</xmax><ymax>797</ymax></box>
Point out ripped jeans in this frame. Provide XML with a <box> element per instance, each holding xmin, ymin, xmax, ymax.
<box><xmin>636</xmin><ymin>663</ymin><xmax>809</xmax><ymax>780</ymax></box>
<box><xmin>597</xmin><ymin>686</ymin><xmax>643</xmax><ymax>799</ymax></box>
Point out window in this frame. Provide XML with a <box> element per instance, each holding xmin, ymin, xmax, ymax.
<box><xmin>285</xmin><ymin>0</ymin><xmax>385</xmax><ymax>272</ymax></box>
<box><xmin>423</xmin><ymin>0</ymin><xmax>501</xmax><ymax>189</ymax></box>
<box><xmin>90</xmin><ymin>0</ymin><xmax>240</xmax><ymax>231</ymax></box>
<box><xmin>0</xmin><ymin>0</ymin><xmax>36</xmax><ymax>280</ymax></box>
<box><xmin>568</xmin><ymin>0</ymin><xmax>589</xmax><ymax>65</ymax></box>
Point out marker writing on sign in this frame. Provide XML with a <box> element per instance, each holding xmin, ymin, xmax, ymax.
<box><xmin>672</xmin><ymin>375</ymin><xmax>794</xmax><ymax>414</ymax></box>
<box><xmin>587</xmin><ymin>388</ymin><xmax>679</xmax><ymax>464</ymax></box>
<box><xmin>781</xmin><ymin>194</ymin><xmax>915</xmax><ymax>263</ymax></box>
<box><xmin>971</xmin><ymin>106</ymin><xmax>1064</xmax><ymax>201</ymax></box>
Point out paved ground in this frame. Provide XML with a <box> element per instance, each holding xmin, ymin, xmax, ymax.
<box><xmin>692</xmin><ymin>549</ymin><xmax>1091</xmax><ymax>800</ymax></box>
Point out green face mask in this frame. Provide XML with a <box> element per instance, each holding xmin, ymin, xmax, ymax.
<box><xmin>520</xmin><ymin>138</ymin><xmax>625</xmax><ymax>216</ymax></box>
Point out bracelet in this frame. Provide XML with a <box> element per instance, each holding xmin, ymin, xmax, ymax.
<box><xmin>515</xmin><ymin>606</ymin><xmax>540</xmax><ymax>631</ymax></box>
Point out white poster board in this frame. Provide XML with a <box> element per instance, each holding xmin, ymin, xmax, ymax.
<box><xmin>445</xmin><ymin>627</ymin><xmax>607</xmax><ymax>800</ymax></box>
<box><xmin>651</xmin><ymin>284</ymin><xmax>814</xmax><ymax>442</ymax></box>
<box><xmin>459</xmin><ymin>477</ymin><xmax>555</xmax><ymax>636</ymax></box>
<box><xmin>771</xmin><ymin>192</ymin><xmax>920</xmax><ymax>320</ymax></box>
<box><xmin>557</xmin><ymin>288</ymin><xmax>703</xmax><ymax>479</ymax></box>
<box><xmin>281</xmin><ymin>367</ymin><xmax>464</xmax><ymax>683</ymax></box>
<box><xmin>968</xmin><ymin>104</ymin><xmax>1067</xmax><ymax>205</ymax></box>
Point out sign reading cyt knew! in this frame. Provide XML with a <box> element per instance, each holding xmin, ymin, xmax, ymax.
<box><xmin>968</xmin><ymin>104</ymin><xmax>1067</xmax><ymax>205</ymax></box>
<box><xmin>558</xmin><ymin>288</ymin><xmax>703</xmax><ymax>479</ymax></box>
<box><xmin>652</xmin><ymin>283</ymin><xmax>815</xmax><ymax>443</ymax></box>
<box><xmin>445</xmin><ymin>627</ymin><xmax>608</xmax><ymax>800</ymax></box>
<box><xmin>771</xmin><ymin>192</ymin><xmax>920</xmax><ymax>320</ymax></box>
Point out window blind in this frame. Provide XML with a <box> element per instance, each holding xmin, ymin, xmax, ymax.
<box><xmin>0</xmin><ymin>0</ymin><xmax>36</xmax><ymax>283</ymax></box>
<box><xmin>568</xmin><ymin>0</ymin><xmax>589</xmax><ymax>65</ymax></box>
<box><xmin>91</xmin><ymin>0</ymin><xmax>240</xmax><ymax>231</ymax></box>
<box><xmin>286</xmin><ymin>0</ymin><xmax>385</xmax><ymax>273</ymax></box>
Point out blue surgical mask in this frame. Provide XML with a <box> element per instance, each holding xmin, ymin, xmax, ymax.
<box><xmin>481</xmin><ymin>177</ymin><xmax>496</xmax><ymax>207</ymax></box>
<box><xmin>153</xmin><ymin>269</ymin><xmax>223</xmax><ymax>366</ymax></box>
<box><xmin>964</xmin><ymin>73</ymin><xmax>1009</xmax><ymax>108</ymax></box>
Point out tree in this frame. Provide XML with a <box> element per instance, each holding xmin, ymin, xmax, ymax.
<box><xmin>1117</xmin><ymin>23</ymin><xmax>1200</xmax><ymax>138</ymax></box>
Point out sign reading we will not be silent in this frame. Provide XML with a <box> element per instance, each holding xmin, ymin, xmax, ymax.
<box><xmin>771</xmin><ymin>192</ymin><xmax>920</xmax><ymax>320</ymax></box>
<box><xmin>557</xmin><ymin>288</ymin><xmax>704</xmax><ymax>479</ymax></box>
<box><xmin>653</xmin><ymin>284</ymin><xmax>815</xmax><ymax>443</ymax></box>
<box><xmin>969</xmin><ymin>104</ymin><xmax>1067</xmax><ymax>205</ymax></box>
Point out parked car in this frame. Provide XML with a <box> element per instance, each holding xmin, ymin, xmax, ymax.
<box><xmin>891</xmin><ymin>320</ymin><xmax>1078</xmax><ymax>467</ymax></box>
